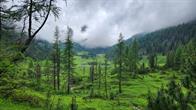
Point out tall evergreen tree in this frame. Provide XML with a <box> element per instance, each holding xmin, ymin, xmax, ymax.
<box><xmin>52</xmin><ymin>26</ymin><xmax>61</xmax><ymax>91</ymax></box>
<box><xmin>89</xmin><ymin>64</ymin><xmax>95</xmax><ymax>97</ymax></box>
<box><xmin>44</xmin><ymin>60</ymin><xmax>51</xmax><ymax>85</ymax></box>
<box><xmin>148</xmin><ymin>54</ymin><xmax>157</xmax><ymax>69</ymax></box>
<box><xmin>174</xmin><ymin>46</ymin><xmax>182</xmax><ymax>68</ymax></box>
<box><xmin>129</xmin><ymin>39</ymin><xmax>139</xmax><ymax>74</ymax></box>
<box><xmin>115</xmin><ymin>33</ymin><xmax>124</xmax><ymax>93</ymax></box>
<box><xmin>183</xmin><ymin>38</ymin><xmax>196</xmax><ymax>81</ymax></box>
<box><xmin>98</xmin><ymin>64</ymin><xmax>101</xmax><ymax>90</ymax></box>
<box><xmin>104</xmin><ymin>54</ymin><xmax>108</xmax><ymax>98</ymax></box>
<box><xmin>52</xmin><ymin>51</ymin><xmax>57</xmax><ymax>90</ymax></box>
<box><xmin>166</xmin><ymin>51</ymin><xmax>175</xmax><ymax>68</ymax></box>
<box><xmin>64</xmin><ymin>27</ymin><xmax>74</xmax><ymax>94</ymax></box>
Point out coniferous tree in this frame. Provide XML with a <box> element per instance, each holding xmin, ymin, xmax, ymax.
<box><xmin>52</xmin><ymin>52</ymin><xmax>57</xmax><ymax>90</ymax></box>
<box><xmin>55</xmin><ymin>27</ymin><xmax>61</xmax><ymax>90</ymax></box>
<box><xmin>129</xmin><ymin>39</ymin><xmax>139</xmax><ymax>75</ymax></box>
<box><xmin>44</xmin><ymin>60</ymin><xmax>51</xmax><ymax>84</ymax></box>
<box><xmin>148</xmin><ymin>43</ymin><xmax>158</xmax><ymax>69</ymax></box>
<box><xmin>115</xmin><ymin>33</ymin><xmax>124</xmax><ymax>93</ymax></box>
<box><xmin>148</xmin><ymin>54</ymin><xmax>157</xmax><ymax>69</ymax></box>
<box><xmin>174</xmin><ymin>46</ymin><xmax>183</xmax><ymax>69</ymax></box>
<box><xmin>89</xmin><ymin>64</ymin><xmax>94</xmax><ymax>97</ymax></box>
<box><xmin>147</xmin><ymin>76</ymin><xmax>195</xmax><ymax>110</ymax></box>
<box><xmin>183</xmin><ymin>38</ymin><xmax>196</xmax><ymax>81</ymax></box>
<box><xmin>104</xmin><ymin>55</ymin><xmax>108</xmax><ymax>98</ymax></box>
<box><xmin>52</xmin><ymin>26</ymin><xmax>61</xmax><ymax>91</ymax></box>
<box><xmin>98</xmin><ymin>64</ymin><xmax>101</xmax><ymax>90</ymax></box>
<box><xmin>64</xmin><ymin>27</ymin><xmax>74</xmax><ymax>94</ymax></box>
<box><xmin>124</xmin><ymin>46</ymin><xmax>130</xmax><ymax>72</ymax></box>
<box><xmin>166</xmin><ymin>51</ymin><xmax>175</xmax><ymax>68</ymax></box>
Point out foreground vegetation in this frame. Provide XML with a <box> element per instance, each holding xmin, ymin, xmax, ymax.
<box><xmin>0</xmin><ymin>52</ymin><xmax>195</xmax><ymax>110</ymax></box>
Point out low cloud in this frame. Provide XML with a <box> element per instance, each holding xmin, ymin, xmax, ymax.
<box><xmin>37</xmin><ymin>0</ymin><xmax>196</xmax><ymax>48</ymax></box>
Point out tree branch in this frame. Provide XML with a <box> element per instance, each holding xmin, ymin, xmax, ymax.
<box><xmin>21</xmin><ymin>0</ymin><xmax>52</xmax><ymax>53</ymax></box>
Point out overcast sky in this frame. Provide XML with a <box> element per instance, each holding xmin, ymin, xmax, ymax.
<box><xmin>37</xmin><ymin>0</ymin><xmax>196</xmax><ymax>48</ymax></box>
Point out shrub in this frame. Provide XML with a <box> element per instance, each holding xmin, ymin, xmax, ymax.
<box><xmin>10</xmin><ymin>89</ymin><xmax>45</xmax><ymax>107</ymax></box>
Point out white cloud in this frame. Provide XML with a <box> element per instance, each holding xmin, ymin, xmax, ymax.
<box><xmin>37</xmin><ymin>0</ymin><xmax>196</xmax><ymax>48</ymax></box>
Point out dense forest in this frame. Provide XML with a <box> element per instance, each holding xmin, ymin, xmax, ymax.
<box><xmin>0</xmin><ymin>0</ymin><xmax>196</xmax><ymax>110</ymax></box>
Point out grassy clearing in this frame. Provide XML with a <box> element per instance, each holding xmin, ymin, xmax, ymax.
<box><xmin>0</xmin><ymin>54</ymin><xmax>184</xmax><ymax>110</ymax></box>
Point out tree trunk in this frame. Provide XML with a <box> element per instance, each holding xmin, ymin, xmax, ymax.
<box><xmin>104</xmin><ymin>63</ymin><xmax>108</xmax><ymax>98</ymax></box>
<box><xmin>57</xmin><ymin>49</ymin><xmax>60</xmax><ymax>90</ymax></box>
<box><xmin>53</xmin><ymin>54</ymin><xmax>56</xmax><ymax>90</ymax></box>
<box><xmin>98</xmin><ymin>64</ymin><xmax>101</xmax><ymax>89</ymax></box>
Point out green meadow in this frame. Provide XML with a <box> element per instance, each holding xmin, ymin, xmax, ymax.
<box><xmin>0</xmin><ymin>53</ymin><xmax>188</xmax><ymax>110</ymax></box>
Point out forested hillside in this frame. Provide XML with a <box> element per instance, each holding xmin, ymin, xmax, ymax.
<box><xmin>26</xmin><ymin>40</ymin><xmax>111</xmax><ymax>59</ymax></box>
<box><xmin>109</xmin><ymin>20</ymin><xmax>196</xmax><ymax>57</ymax></box>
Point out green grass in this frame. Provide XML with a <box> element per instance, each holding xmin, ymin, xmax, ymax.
<box><xmin>0</xmin><ymin>98</ymin><xmax>42</xmax><ymax>110</ymax></box>
<box><xmin>0</xmin><ymin>53</ymin><xmax>185</xmax><ymax>110</ymax></box>
<box><xmin>140</xmin><ymin>55</ymin><xmax>166</xmax><ymax>67</ymax></box>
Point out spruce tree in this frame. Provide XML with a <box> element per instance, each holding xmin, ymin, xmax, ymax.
<box><xmin>64</xmin><ymin>27</ymin><xmax>74</xmax><ymax>94</ymax></box>
<box><xmin>104</xmin><ymin>54</ymin><xmax>108</xmax><ymax>98</ymax></box>
<box><xmin>166</xmin><ymin>51</ymin><xmax>175</xmax><ymax>68</ymax></box>
<box><xmin>52</xmin><ymin>26</ymin><xmax>61</xmax><ymax>91</ymax></box>
<box><xmin>89</xmin><ymin>64</ymin><xmax>94</xmax><ymax>97</ymax></box>
<box><xmin>148</xmin><ymin>54</ymin><xmax>157</xmax><ymax>69</ymax></box>
<box><xmin>129</xmin><ymin>39</ymin><xmax>139</xmax><ymax>75</ymax></box>
<box><xmin>174</xmin><ymin>46</ymin><xmax>183</xmax><ymax>69</ymax></box>
<box><xmin>52</xmin><ymin>51</ymin><xmax>57</xmax><ymax>90</ymax></box>
<box><xmin>44</xmin><ymin>60</ymin><xmax>51</xmax><ymax>85</ymax></box>
<box><xmin>98</xmin><ymin>64</ymin><xmax>101</xmax><ymax>90</ymax></box>
<box><xmin>115</xmin><ymin>33</ymin><xmax>124</xmax><ymax>93</ymax></box>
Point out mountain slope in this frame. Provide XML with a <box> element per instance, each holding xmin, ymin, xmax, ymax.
<box><xmin>109</xmin><ymin>20</ymin><xmax>196</xmax><ymax>56</ymax></box>
<box><xmin>26</xmin><ymin>20</ymin><xmax>196</xmax><ymax>59</ymax></box>
<box><xmin>25</xmin><ymin>40</ymin><xmax>110</xmax><ymax>59</ymax></box>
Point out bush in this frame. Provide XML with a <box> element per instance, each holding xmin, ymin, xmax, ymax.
<box><xmin>10</xmin><ymin>89</ymin><xmax>45</xmax><ymax>107</ymax></box>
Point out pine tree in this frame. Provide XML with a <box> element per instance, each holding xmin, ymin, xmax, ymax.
<box><xmin>184</xmin><ymin>38</ymin><xmax>196</xmax><ymax>81</ymax></box>
<box><xmin>148</xmin><ymin>54</ymin><xmax>157</xmax><ymax>69</ymax></box>
<box><xmin>98</xmin><ymin>64</ymin><xmax>101</xmax><ymax>90</ymax></box>
<box><xmin>174</xmin><ymin>46</ymin><xmax>183</xmax><ymax>69</ymax></box>
<box><xmin>64</xmin><ymin>27</ymin><xmax>74</xmax><ymax>94</ymax></box>
<box><xmin>128</xmin><ymin>39</ymin><xmax>139</xmax><ymax>75</ymax></box>
<box><xmin>148</xmin><ymin>43</ymin><xmax>157</xmax><ymax>69</ymax></box>
<box><xmin>44</xmin><ymin>60</ymin><xmax>51</xmax><ymax>84</ymax></box>
<box><xmin>115</xmin><ymin>33</ymin><xmax>125</xmax><ymax>93</ymax></box>
<box><xmin>166</xmin><ymin>51</ymin><xmax>175</xmax><ymax>68</ymax></box>
<box><xmin>56</xmin><ymin>27</ymin><xmax>61</xmax><ymax>91</ymax></box>
<box><xmin>52</xmin><ymin>51</ymin><xmax>57</xmax><ymax>90</ymax></box>
<box><xmin>89</xmin><ymin>64</ymin><xmax>94</xmax><ymax>97</ymax></box>
<box><xmin>52</xmin><ymin>26</ymin><xmax>61</xmax><ymax>91</ymax></box>
<box><xmin>104</xmin><ymin>54</ymin><xmax>108</xmax><ymax>98</ymax></box>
